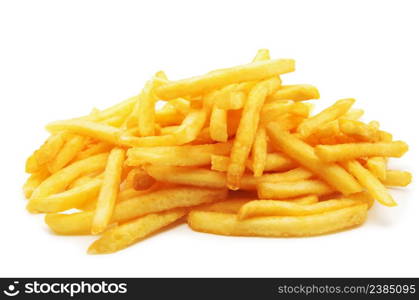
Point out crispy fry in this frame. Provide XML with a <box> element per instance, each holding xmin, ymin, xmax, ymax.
<box><xmin>45</xmin><ymin>186</ymin><xmax>226</xmax><ymax>235</ymax></box>
<box><xmin>138</xmin><ymin>72</ymin><xmax>167</xmax><ymax>137</ymax></box>
<box><xmin>228</xmin><ymin>77</ymin><xmax>281</xmax><ymax>189</ymax></box>
<box><xmin>297</xmin><ymin>98</ymin><xmax>355</xmax><ymax>137</ymax></box>
<box><xmin>127</xmin><ymin>142</ymin><xmax>232</xmax><ymax>167</ymax></box>
<box><xmin>315</xmin><ymin>141</ymin><xmax>408</xmax><ymax>162</ymax></box>
<box><xmin>188</xmin><ymin>204</ymin><xmax>368</xmax><ymax>237</ymax></box>
<box><xmin>47</xmin><ymin>135</ymin><xmax>86</xmax><ymax>173</ymax></box>
<box><xmin>23</xmin><ymin>169</ymin><xmax>50</xmax><ymax>199</ymax></box>
<box><xmin>343</xmin><ymin>160</ymin><xmax>396</xmax><ymax>207</ymax></box>
<box><xmin>91</xmin><ymin>148</ymin><xmax>125</xmax><ymax>234</ymax></box>
<box><xmin>46</xmin><ymin>119</ymin><xmax>122</xmax><ymax>145</ymax></box>
<box><xmin>146</xmin><ymin>165</ymin><xmax>312</xmax><ymax>190</ymax></box>
<box><xmin>238</xmin><ymin>197</ymin><xmax>365</xmax><ymax>219</ymax></box>
<box><xmin>266</xmin><ymin>123</ymin><xmax>362</xmax><ymax>195</ymax></box>
<box><xmin>28</xmin><ymin>178</ymin><xmax>102</xmax><ymax>213</ymax></box>
<box><xmin>74</xmin><ymin>142</ymin><xmax>112</xmax><ymax>161</ymax></box>
<box><xmin>366</xmin><ymin>157</ymin><xmax>387</xmax><ymax>181</ymax></box>
<box><xmin>29</xmin><ymin>153</ymin><xmax>108</xmax><ymax>202</ymax></box>
<box><xmin>338</xmin><ymin>119</ymin><xmax>379</xmax><ymax>142</ymax></box>
<box><xmin>251</xmin><ymin>127</ymin><xmax>267</xmax><ymax>177</ymax></box>
<box><xmin>258</xmin><ymin>180</ymin><xmax>334</xmax><ymax>199</ymax></box>
<box><xmin>382</xmin><ymin>170</ymin><xmax>412</xmax><ymax>187</ymax></box>
<box><xmin>88</xmin><ymin>209</ymin><xmax>187</xmax><ymax>254</ymax></box>
<box><xmin>156</xmin><ymin>59</ymin><xmax>294</xmax><ymax>99</ymax></box>
<box><xmin>267</xmin><ymin>84</ymin><xmax>320</xmax><ymax>102</ymax></box>
<box><xmin>209</xmin><ymin>107</ymin><xmax>228</xmax><ymax>142</ymax></box>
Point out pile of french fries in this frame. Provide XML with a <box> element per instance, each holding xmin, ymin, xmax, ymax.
<box><xmin>24</xmin><ymin>49</ymin><xmax>412</xmax><ymax>254</ymax></box>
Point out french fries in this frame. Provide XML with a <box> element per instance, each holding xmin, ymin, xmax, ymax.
<box><xmin>188</xmin><ymin>204</ymin><xmax>368</xmax><ymax>237</ymax></box>
<box><xmin>24</xmin><ymin>49</ymin><xmax>411</xmax><ymax>254</ymax></box>
<box><xmin>315</xmin><ymin>141</ymin><xmax>408</xmax><ymax>162</ymax></box>
<box><xmin>266</xmin><ymin>124</ymin><xmax>362</xmax><ymax>195</ymax></box>
<box><xmin>156</xmin><ymin>59</ymin><xmax>294</xmax><ymax>99</ymax></box>
<box><xmin>258</xmin><ymin>180</ymin><xmax>334</xmax><ymax>199</ymax></box>
<box><xmin>88</xmin><ymin>209</ymin><xmax>187</xmax><ymax>254</ymax></box>
<box><xmin>227</xmin><ymin>77</ymin><xmax>281</xmax><ymax>189</ymax></box>
<box><xmin>91</xmin><ymin>148</ymin><xmax>125</xmax><ymax>234</ymax></box>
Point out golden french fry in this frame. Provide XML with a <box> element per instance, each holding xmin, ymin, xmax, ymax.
<box><xmin>46</xmin><ymin>119</ymin><xmax>122</xmax><ymax>145</ymax></box>
<box><xmin>251</xmin><ymin>127</ymin><xmax>267</xmax><ymax>177</ymax></box>
<box><xmin>156</xmin><ymin>59</ymin><xmax>294</xmax><ymax>99</ymax></box>
<box><xmin>266</xmin><ymin>123</ymin><xmax>362</xmax><ymax>195</ymax></box>
<box><xmin>35</xmin><ymin>132</ymin><xmax>67</xmax><ymax>165</ymax></box>
<box><xmin>315</xmin><ymin>141</ymin><xmax>408</xmax><ymax>162</ymax></box>
<box><xmin>47</xmin><ymin>135</ymin><xmax>86</xmax><ymax>173</ymax></box>
<box><xmin>127</xmin><ymin>142</ymin><xmax>231</xmax><ymax>167</ymax></box>
<box><xmin>212</xmin><ymin>153</ymin><xmax>296</xmax><ymax>173</ymax></box>
<box><xmin>298</xmin><ymin>98</ymin><xmax>355</xmax><ymax>137</ymax></box>
<box><xmin>146</xmin><ymin>165</ymin><xmax>227</xmax><ymax>189</ymax></box>
<box><xmin>197</xmin><ymin>198</ymin><xmax>253</xmax><ymax>214</ymax></box>
<box><xmin>249</xmin><ymin>152</ymin><xmax>296</xmax><ymax>173</ymax></box>
<box><xmin>188</xmin><ymin>204</ymin><xmax>368</xmax><ymax>237</ymax></box>
<box><xmin>88</xmin><ymin>209</ymin><xmax>187</xmax><ymax>254</ymax></box>
<box><xmin>74</xmin><ymin>142</ymin><xmax>112</xmax><ymax>161</ymax></box>
<box><xmin>215</xmin><ymin>90</ymin><xmax>246</xmax><ymax>110</ymax></box>
<box><xmin>93</xmin><ymin>95</ymin><xmax>138</xmax><ymax>122</ymax></box>
<box><xmin>366</xmin><ymin>157</ymin><xmax>387</xmax><ymax>181</ymax></box>
<box><xmin>91</xmin><ymin>148</ymin><xmax>125</xmax><ymax>234</ymax></box>
<box><xmin>267</xmin><ymin>84</ymin><xmax>320</xmax><ymax>102</ymax></box>
<box><xmin>258</xmin><ymin>179</ymin><xmax>334</xmax><ymax>199</ymax></box>
<box><xmin>343</xmin><ymin>160</ymin><xmax>396</xmax><ymax>207</ymax></box>
<box><xmin>29</xmin><ymin>153</ymin><xmax>108</xmax><ymax>202</ymax></box>
<box><xmin>23</xmin><ymin>169</ymin><xmax>50</xmax><ymax>199</ymax></box>
<box><xmin>27</xmin><ymin>178</ymin><xmax>102</xmax><ymax>213</ymax></box>
<box><xmin>209</xmin><ymin>107</ymin><xmax>228</xmax><ymax>142</ymax></box>
<box><xmin>382</xmin><ymin>170</ymin><xmax>412</xmax><ymax>187</ymax></box>
<box><xmin>238</xmin><ymin>198</ymin><xmax>363</xmax><ymax>220</ymax></box>
<box><xmin>155</xmin><ymin>102</ymin><xmax>185</xmax><ymax>126</ymax></box>
<box><xmin>228</xmin><ymin>77</ymin><xmax>281</xmax><ymax>189</ymax></box>
<box><xmin>45</xmin><ymin>186</ymin><xmax>226</xmax><ymax>235</ymax></box>
<box><xmin>338</xmin><ymin>119</ymin><xmax>379</xmax><ymax>142</ymax></box>
<box><xmin>138</xmin><ymin>72</ymin><xmax>167</xmax><ymax>137</ymax></box>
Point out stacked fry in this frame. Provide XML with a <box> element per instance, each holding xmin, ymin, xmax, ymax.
<box><xmin>24</xmin><ymin>49</ymin><xmax>411</xmax><ymax>254</ymax></box>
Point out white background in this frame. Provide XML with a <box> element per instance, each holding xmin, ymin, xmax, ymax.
<box><xmin>0</xmin><ymin>0</ymin><xmax>418</xmax><ymax>277</ymax></box>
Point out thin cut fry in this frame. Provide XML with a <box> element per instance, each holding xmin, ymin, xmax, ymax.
<box><xmin>127</xmin><ymin>142</ymin><xmax>232</xmax><ymax>167</ymax></box>
<box><xmin>266</xmin><ymin>123</ymin><xmax>362</xmax><ymax>195</ymax></box>
<box><xmin>91</xmin><ymin>148</ymin><xmax>125</xmax><ymax>234</ymax></box>
<box><xmin>382</xmin><ymin>170</ymin><xmax>412</xmax><ymax>187</ymax></box>
<box><xmin>156</xmin><ymin>59</ymin><xmax>294</xmax><ymax>99</ymax></box>
<box><xmin>258</xmin><ymin>180</ymin><xmax>334</xmax><ymax>199</ymax></box>
<box><xmin>46</xmin><ymin>119</ymin><xmax>122</xmax><ymax>145</ymax></box>
<box><xmin>315</xmin><ymin>141</ymin><xmax>408</xmax><ymax>162</ymax></box>
<box><xmin>47</xmin><ymin>135</ymin><xmax>86</xmax><ymax>173</ymax></box>
<box><xmin>227</xmin><ymin>77</ymin><xmax>281</xmax><ymax>189</ymax></box>
<box><xmin>297</xmin><ymin>98</ymin><xmax>355</xmax><ymax>137</ymax></box>
<box><xmin>209</xmin><ymin>107</ymin><xmax>228</xmax><ymax>142</ymax></box>
<box><xmin>88</xmin><ymin>209</ymin><xmax>186</xmax><ymax>254</ymax></box>
<box><xmin>251</xmin><ymin>127</ymin><xmax>267</xmax><ymax>177</ymax></box>
<box><xmin>267</xmin><ymin>84</ymin><xmax>320</xmax><ymax>102</ymax></box>
<box><xmin>343</xmin><ymin>160</ymin><xmax>396</xmax><ymax>207</ymax></box>
<box><xmin>238</xmin><ymin>198</ymin><xmax>364</xmax><ymax>219</ymax></box>
<box><xmin>29</xmin><ymin>153</ymin><xmax>108</xmax><ymax>202</ymax></box>
<box><xmin>366</xmin><ymin>157</ymin><xmax>387</xmax><ymax>181</ymax></box>
<box><xmin>28</xmin><ymin>178</ymin><xmax>102</xmax><ymax>213</ymax></box>
<box><xmin>188</xmin><ymin>204</ymin><xmax>368</xmax><ymax>237</ymax></box>
<box><xmin>45</xmin><ymin>186</ymin><xmax>226</xmax><ymax>235</ymax></box>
